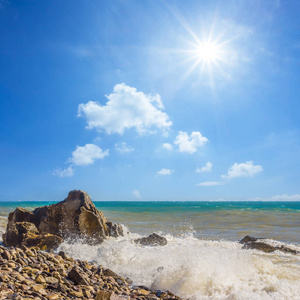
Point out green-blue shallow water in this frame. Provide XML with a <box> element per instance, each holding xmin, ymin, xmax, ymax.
<box><xmin>0</xmin><ymin>200</ymin><xmax>300</xmax><ymax>211</ymax></box>
<box><xmin>1</xmin><ymin>201</ymin><xmax>299</xmax><ymax>244</ymax></box>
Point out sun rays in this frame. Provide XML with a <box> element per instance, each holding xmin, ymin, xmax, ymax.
<box><xmin>162</xmin><ymin>4</ymin><xmax>235</xmax><ymax>89</ymax></box>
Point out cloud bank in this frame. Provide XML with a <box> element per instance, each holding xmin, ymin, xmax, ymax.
<box><xmin>78</xmin><ymin>83</ymin><xmax>172</xmax><ymax>135</ymax></box>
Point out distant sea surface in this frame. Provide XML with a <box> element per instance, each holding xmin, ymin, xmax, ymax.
<box><xmin>1</xmin><ymin>201</ymin><xmax>300</xmax><ymax>299</ymax></box>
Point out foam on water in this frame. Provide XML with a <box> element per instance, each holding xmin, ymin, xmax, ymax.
<box><xmin>58</xmin><ymin>229</ymin><xmax>300</xmax><ymax>300</ymax></box>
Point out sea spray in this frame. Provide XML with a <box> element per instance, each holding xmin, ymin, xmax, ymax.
<box><xmin>58</xmin><ymin>231</ymin><xmax>300</xmax><ymax>300</ymax></box>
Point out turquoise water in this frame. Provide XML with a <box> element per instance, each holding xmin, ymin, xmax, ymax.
<box><xmin>1</xmin><ymin>200</ymin><xmax>300</xmax><ymax>212</ymax></box>
<box><xmin>95</xmin><ymin>200</ymin><xmax>300</xmax><ymax>211</ymax></box>
<box><xmin>1</xmin><ymin>201</ymin><xmax>300</xmax><ymax>243</ymax></box>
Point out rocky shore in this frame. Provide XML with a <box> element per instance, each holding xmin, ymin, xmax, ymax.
<box><xmin>0</xmin><ymin>244</ymin><xmax>181</xmax><ymax>300</ymax></box>
<box><xmin>0</xmin><ymin>190</ymin><xmax>182</xmax><ymax>299</ymax></box>
<box><xmin>2</xmin><ymin>190</ymin><xmax>298</xmax><ymax>299</ymax></box>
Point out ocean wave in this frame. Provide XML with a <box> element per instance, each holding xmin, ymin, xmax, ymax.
<box><xmin>57</xmin><ymin>231</ymin><xmax>300</xmax><ymax>300</ymax></box>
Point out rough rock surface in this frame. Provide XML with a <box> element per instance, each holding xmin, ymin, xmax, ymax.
<box><xmin>240</xmin><ymin>235</ymin><xmax>299</xmax><ymax>254</ymax></box>
<box><xmin>0</xmin><ymin>244</ymin><xmax>181</xmax><ymax>299</ymax></box>
<box><xmin>3</xmin><ymin>190</ymin><xmax>124</xmax><ymax>249</ymax></box>
<box><xmin>135</xmin><ymin>233</ymin><xmax>167</xmax><ymax>246</ymax></box>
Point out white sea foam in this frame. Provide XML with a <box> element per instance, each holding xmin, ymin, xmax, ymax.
<box><xmin>58</xmin><ymin>230</ymin><xmax>300</xmax><ymax>300</ymax></box>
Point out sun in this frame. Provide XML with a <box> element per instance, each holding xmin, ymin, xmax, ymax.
<box><xmin>195</xmin><ymin>41</ymin><xmax>221</xmax><ymax>63</ymax></box>
<box><xmin>182</xmin><ymin>37</ymin><xmax>228</xmax><ymax>82</ymax></box>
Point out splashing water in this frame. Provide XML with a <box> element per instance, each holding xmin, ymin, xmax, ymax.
<box><xmin>58</xmin><ymin>229</ymin><xmax>300</xmax><ymax>300</ymax></box>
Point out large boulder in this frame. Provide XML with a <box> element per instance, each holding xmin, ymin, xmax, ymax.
<box><xmin>3</xmin><ymin>190</ymin><xmax>123</xmax><ymax>249</ymax></box>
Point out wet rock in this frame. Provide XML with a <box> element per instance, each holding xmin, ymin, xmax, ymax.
<box><xmin>239</xmin><ymin>235</ymin><xmax>263</xmax><ymax>244</ymax></box>
<box><xmin>242</xmin><ymin>241</ymin><xmax>278</xmax><ymax>253</ymax></box>
<box><xmin>135</xmin><ymin>233</ymin><xmax>167</xmax><ymax>246</ymax></box>
<box><xmin>106</xmin><ymin>222</ymin><xmax>124</xmax><ymax>238</ymax></box>
<box><xmin>240</xmin><ymin>235</ymin><xmax>299</xmax><ymax>254</ymax></box>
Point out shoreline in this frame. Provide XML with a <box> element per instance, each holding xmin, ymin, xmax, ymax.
<box><xmin>1</xmin><ymin>191</ymin><xmax>300</xmax><ymax>299</ymax></box>
<box><xmin>0</xmin><ymin>244</ymin><xmax>181</xmax><ymax>300</ymax></box>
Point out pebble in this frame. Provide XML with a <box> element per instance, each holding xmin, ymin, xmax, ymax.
<box><xmin>0</xmin><ymin>245</ymin><xmax>182</xmax><ymax>300</ymax></box>
<box><xmin>35</xmin><ymin>274</ymin><xmax>46</xmax><ymax>283</ymax></box>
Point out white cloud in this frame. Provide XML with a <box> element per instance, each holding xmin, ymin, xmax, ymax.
<box><xmin>162</xmin><ymin>143</ymin><xmax>173</xmax><ymax>151</ymax></box>
<box><xmin>132</xmin><ymin>190</ymin><xmax>141</xmax><ymax>199</ymax></box>
<box><xmin>174</xmin><ymin>131</ymin><xmax>208</xmax><ymax>153</ymax></box>
<box><xmin>77</xmin><ymin>83</ymin><xmax>172</xmax><ymax>135</ymax></box>
<box><xmin>197</xmin><ymin>181</ymin><xmax>224</xmax><ymax>186</ymax></box>
<box><xmin>70</xmin><ymin>144</ymin><xmax>109</xmax><ymax>166</ymax></box>
<box><xmin>115</xmin><ymin>142</ymin><xmax>134</xmax><ymax>153</ymax></box>
<box><xmin>53</xmin><ymin>165</ymin><xmax>74</xmax><ymax>178</ymax></box>
<box><xmin>222</xmin><ymin>161</ymin><xmax>263</xmax><ymax>179</ymax></box>
<box><xmin>248</xmin><ymin>194</ymin><xmax>300</xmax><ymax>201</ymax></box>
<box><xmin>157</xmin><ymin>168</ymin><xmax>174</xmax><ymax>175</ymax></box>
<box><xmin>196</xmin><ymin>162</ymin><xmax>213</xmax><ymax>173</ymax></box>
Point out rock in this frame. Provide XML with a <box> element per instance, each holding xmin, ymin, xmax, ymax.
<box><xmin>106</xmin><ymin>222</ymin><xmax>124</xmax><ymax>238</ymax></box>
<box><xmin>240</xmin><ymin>235</ymin><xmax>299</xmax><ymax>254</ymax></box>
<box><xmin>135</xmin><ymin>233</ymin><xmax>167</xmax><ymax>246</ymax></box>
<box><xmin>70</xmin><ymin>290</ymin><xmax>84</xmax><ymax>297</ymax></box>
<box><xmin>32</xmin><ymin>284</ymin><xmax>46</xmax><ymax>293</ymax></box>
<box><xmin>35</xmin><ymin>274</ymin><xmax>46</xmax><ymax>284</ymax></box>
<box><xmin>68</xmin><ymin>267</ymin><xmax>89</xmax><ymax>285</ymax></box>
<box><xmin>95</xmin><ymin>290</ymin><xmax>112</xmax><ymax>300</ymax></box>
<box><xmin>24</xmin><ymin>233</ymin><xmax>63</xmax><ymax>250</ymax></box>
<box><xmin>3</xmin><ymin>190</ymin><xmax>124</xmax><ymax>249</ymax></box>
<box><xmin>242</xmin><ymin>241</ymin><xmax>278</xmax><ymax>253</ymax></box>
<box><xmin>45</xmin><ymin>276</ymin><xmax>59</xmax><ymax>284</ymax></box>
<box><xmin>46</xmin><ymin>293</ymin><xmax>60</xmax><ymax>300</ymax></box>
<box><xmin>36</xmin><ymin>190</ymin><xmax>110</xmax><ymax>241</ymax></box>
<box><xmin>6</xmin><ymin>207</ymin><xmax>35</xmax><ymax>224</ymax></box>
<box><xmin>77</xmin><ymin>206</ymin><xmax>108</xmax><ymax>244</ymax></box>
<box><xmin>2</xmin><ymin>249</ymin><xmax>11</xmax><ymax>260</ymax></box>
<box><xmin>277</xmin><ymin>245</ymin><xmax>299</xmax><ymax>255</ymax></box>
<box><xmin>3</xmin><ymin>221</ymin><xmax>39</xmax><ymax>247</ymax></box>
<box><xmin>57</xmin><ymin>251</ymin><xmax>68</xmax><ymax>259</ymax></box>
<box><xmin>239</xmin><ymin>235</ymin><xmax>263</xmax><ymax>244</ymax></box>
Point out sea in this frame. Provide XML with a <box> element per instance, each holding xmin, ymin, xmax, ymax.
<box><xmin>1</xmin><ymin>200</ymin><xmax>300</xmax><ymax>300</ymax></box>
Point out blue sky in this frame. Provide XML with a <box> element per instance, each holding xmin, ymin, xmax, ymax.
<box><xmin>1</xmin><ymin>0</ymin><xmax>300</xmax><ymax>201</ymax></box>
